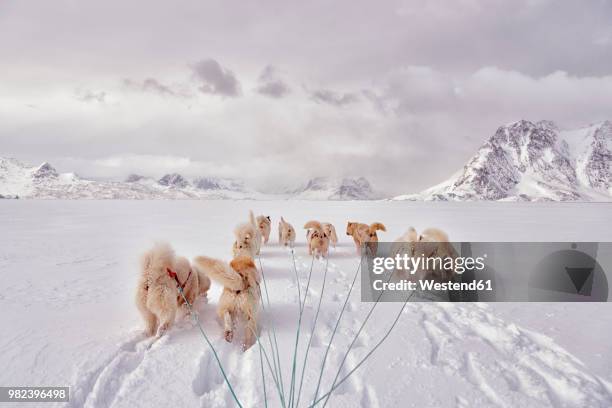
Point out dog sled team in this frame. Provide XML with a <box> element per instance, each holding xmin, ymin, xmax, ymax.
<box><xmin>136</xmin><ymin>211</ymin><xmax>456</xmax><ymax>349</ymax></box>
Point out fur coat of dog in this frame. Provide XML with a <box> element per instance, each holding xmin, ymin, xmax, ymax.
<box><xmin>278</xmin><ymin>216</ymin><xmax>296</xmax><ymax>247</ymax></box>
<box><xmin>193</xmin><ymin>255</ymin><xmax>260</xmax><ymax>350</ymax></box>
<box><xmin>304</xmin><ymin>220</ymin><xmax>330</xmax><ymax>258</ymax></box>
<box><xmin>346</xmin><ymin>221</ymin><xmax>386</xmax><ymax>255</ymax></box>
<box><xmin>136</xmin><ymin>243</ymin><xmax>210</xmax><ymax>337</ymax></box>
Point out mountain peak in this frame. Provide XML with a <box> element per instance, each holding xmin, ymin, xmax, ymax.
<box><xmin>158</xmin><ymin>173</ymin><xmax>189</xmax><ymax>188</ymax></box>
<box><xmin>32</xmin><ymin>162</ymin><xmax>58</xmax><ymax>179</ymax></box>
<box><xmin>125</xmin><ymin>174</ymin><xmax>146</xmax><ymax>183</ymax></box>
<box><xmin>296</xmin><ymin>176</ymin><xmax>378</xmax><ymax>200</ymax></box>
<box><xmin>397</xmin><ymin>120</ymin><xmax>612</xmax><ymax>202</ymax></box>
<box><xmin>193</xmin><ymin>176</ymin><xmax>244</xmax><ymax>192</ymax></box>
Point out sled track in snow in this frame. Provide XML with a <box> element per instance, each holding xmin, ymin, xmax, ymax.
<box><xmin>64</xmin><ymin>242</ymin><xmax>612</xmax><ymax>408</ymax></box>
<box><xmin>67</xmin><ymin>333</ymin><xmax>158</xmax><ymax>408</ymax></box>
<box><xmin>419</xmin><ymin>303</ymin><xmax>612</xmax><ymax>407</ymax></box>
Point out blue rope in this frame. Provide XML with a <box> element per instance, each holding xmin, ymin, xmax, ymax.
<box><xmin>257</xmin><ymin>255</ymin><xmax>287</xmax><ymax>407</ymax></box>
<box><xmin>287</xmin><ymin>251</ymin><xmax>315</xmax><ymax>407</ymax></box>
<box><xmin>311</xmin><ymin>256</ymin><xmax>362</xmax><ymax>405</ymax></box>
<box><xmin>176</xmin><ymin>286</ymin><xmax>244</xmax><ymax>408</ymax></box>
<box><xmin>295</xmin><ymin>256</ymin><xmax>329</xmax><ymax>408</ymax></box>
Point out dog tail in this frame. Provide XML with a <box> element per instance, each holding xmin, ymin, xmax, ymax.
<box><xmin>280</xmin><ymin>216</ymin><xmax>286</xmax><ymax>224</ymax></box>
<box><xmin>324</xmin><ymin>223</ymin><xmax>338</xmax><ymax>243</ymax></box>
<box><xmin>196</xmin><ymin>267</ymin><xmax>211</xmax><ymax>295</ymax></box>
<box><xmin>249</xmin><ymin>210</ymin><xmax>256</xmax><ymax>228</ymax></box>
<box><xmin>192</xmin><ymin>256</ymin><xmax>244</xmax><ymax>292</ymax></box>
<box><xmin>304</xmin><ymin>220</ymin><xmax>323</xmax><ymax>232</ymax></box>
<box><xmin>369</xmin><ymin>222</ymin><xmax>386</xmax><ymax>232</ymax></box>
<box><xmin>331</xmin><ymin>225</ymin><xmax>338</xmax><ymax>243</ymax></box>
<box><xmin>141</xmin><ymin>242</ymin><xmax>174</xmax><ymax>276</ymax></box>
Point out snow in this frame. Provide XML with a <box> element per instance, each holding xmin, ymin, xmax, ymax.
<box><xmin>1</xmin><ymin>200</ymin><xmax>612</xmax><ymax>407</ymax></box>
<box><xmin>0</xmin><ymin>159</ymin><xmax>378</xmax><ymax>201</ymax></box>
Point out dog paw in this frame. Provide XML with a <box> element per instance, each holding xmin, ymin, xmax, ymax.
<box><xmin>156</xmin><ymin>322</ymin><xmax>170</xmax><ymax>337</ymax></box>
<box><xmin>224</xmin><ymin>330</ymin><xmax>234</xmax><ymax>343</ymax></box>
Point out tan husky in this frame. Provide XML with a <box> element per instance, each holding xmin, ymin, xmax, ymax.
<box><xmin>193</xmin><ymin>255</ymin><xmax>260</xmax><ymax>350</ymax></box>
<box><xmin>346</xmin><ymin>221</ymin><xmax>386</xmax><ymax>255</ymax></box>
<box><xmin>136</xmin><ymin>243</ymin><xmax>210</xmax><ymax>337</ymax></box>
<box><xmin>304</xmin><ymin>220</ymin><xmax>330</xmax><ymax>258</ymax></box>
<box><xmin>278</xmin><ymin>216</ymin><xmax>296</xmax><ymax>247</ymax></box>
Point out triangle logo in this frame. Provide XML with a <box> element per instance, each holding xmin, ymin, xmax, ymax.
<box><xmin>565</xmin><ymin>267</ymin><xmax>593</xmax><ymax>293</ymax></box>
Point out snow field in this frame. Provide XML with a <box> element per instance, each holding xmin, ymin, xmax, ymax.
<box><xmin>1</xmin><ymin>200</ymin><xmax>611</xmax><ymax>407</ymax></box>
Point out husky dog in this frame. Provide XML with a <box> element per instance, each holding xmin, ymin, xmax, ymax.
<box><xmin>418</xmin><ymin>228</ymin><xmax>458</xmax><ymax>261</ymax></box>
<box><xmin>322</xmin><ymin>222</ymin><xmax>338</xmax><ymax>248</ymax></box>
<box><xmin>391</xmin><ymin>227</ymin><xmax>419</xmax><ymax>279</ymax></box>
<box><xmin>136</xmin><ymin>243</ymin><xmax>210</xmax><ymax>337</ymax></box>
<box><xmin>193</xmin><ymin>255</ymin><xmax>260</xmax><ymax>350</ymax></box>
<box><xmin>249</xmin><ymin>211</ymin><xmax>262</xmax><ymax>254</ymax></box>
<box><xmin>278</xmin><ymin>216</ymin><xmax>296</xmax><ymax>247</ymax></box>
<box><xmin>256</xmin><ymin>215</ymin><xmax>272</xmax><ymax>244</ymax></box>
<box><xmin>394</xmin><ymin>227</ymin><xmax>458</xmax><ymax>281</ymax></box>
<box><xmin>232</xmin><ymin>211</ymin><xmax>262</xmax><ymax>258</ymax></box>
<box><xmin>304</xmin><ymin>220</ymin><xmax>330</xmax><ymax>258</ymax></box>
<box><xmin>392</xmin><ymin>226</ymin><xmax>418</xmax><ymax>257</ymax></box>
<box><xmin>346</xmin><ymin>221</ymin><xmax>386</xmax><ymax>255</ymax></box>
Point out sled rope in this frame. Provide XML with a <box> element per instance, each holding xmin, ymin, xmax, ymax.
<box><xmin>287</xmin><ymin>250</ymin><xmax>315</xmax><ymax>408</ymax></box>
<box><xmin>174</xmin><ymin>285</ymin><xmax>244</xmax><ymax>408</ymax></box>
<box><xmin>294</xmin><ymin>256</ymin><xmax>329</xmax><ymax>408</ymax></box>
<box><xmin>257</xmin><ymin>255</ymin><xmax>288</xmax><ymax>407</ymax></box>
<box><xmin>309</xmin><ymin>293</ymin><xmax>410</xmax><ymax>408</ymax></box>
<box><xmin>311</xmin><ymin>254</ymin><xmax>362</xmax><ymax>405</ymax></box>
<box><xmin>320</xmin><ymin>279</ymin><xmax>415</xmax><ymax>408</ymax></box>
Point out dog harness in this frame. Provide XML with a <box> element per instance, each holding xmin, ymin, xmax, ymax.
<box><xmin>166</xmin><ymin>267</ymin><xmax>193</xmax><ymax>290</ymax></box>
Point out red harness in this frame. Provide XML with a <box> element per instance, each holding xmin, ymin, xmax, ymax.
<box><xmin>166</xmin><ymin>267</ymin><xmax>192</xmax><ymax>290</ymax></box>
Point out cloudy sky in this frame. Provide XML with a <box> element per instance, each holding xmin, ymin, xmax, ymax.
<box><xmin>1</xmin><ymin>0</ymin><xmax>611</xmax><ymax>195</ymax></box>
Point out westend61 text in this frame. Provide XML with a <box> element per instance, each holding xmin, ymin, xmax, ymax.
<box><xmin>372</xmin><ymin>279</ymin><xmax>493</xmax><ymax>292</ymax></box>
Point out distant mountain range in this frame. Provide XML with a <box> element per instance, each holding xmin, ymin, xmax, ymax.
<box><xmin>394</xmin><ymin>120</ymin><xmax>611</xmax><ymax>202</ymax></box>
<box><xmin>290</xmin><ymin>177</ymin><xmax>379</xmax><ymax>200</ymax></box>
<box><xmin>2</xmin><ymin>120</ymin><xmax>610</xmax><ymax>201</ymax></box>
<box><xmin>0</xmin><ymin>158</ymin><xmax>378</xmax><ymax>200</ymax></box>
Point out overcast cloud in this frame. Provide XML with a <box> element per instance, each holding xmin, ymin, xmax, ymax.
<box><xmin>1</xmin><ymin>0</ymin><xmax>611</xmax><ymax>195</ymax></box>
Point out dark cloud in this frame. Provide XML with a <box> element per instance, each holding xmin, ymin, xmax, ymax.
<box><xmin>256</xmin><ymin>66</ymin><xmax>290</xmax><ymax>98</ymax></box>
<box><xmin>310</xmin><ymin>89</ymin><xmax>358</xmax><ymax>106</ymax></box>
<box><xmin>2</xmin><ymin>0</ymin><xmax>612</xmax><ymax>195</ymax></box>
<box><xmin>192</xmin><ymin>59</ymin><xmax>241</xmax><ymax>97</ymax></box>
<box><xmin>257</xmin><ymin>81</ymin><xmax>290</xmax><ymax>98</ymax></box>
<box><xmin>122</xmin><ymin>78</ymin><xmax>188</xmax><ymax>97</ymax></box>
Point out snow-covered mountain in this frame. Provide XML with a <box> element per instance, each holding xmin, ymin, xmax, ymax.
<box><xmin>192</xmin><ymin>176</ymin><xmax>246</xmax><ymax>192</ymax></box>
<box><xmin>0</xmin><ymin>159</ymin><xmax>264</xmax><ymax>200</ymax></box>
<box><xmin>395</xmin><ymin>120</ymin><xmax>612</xmax><ymax>201</ymax></box>
<box><xmin>291</xmin><ymin>176</ymin><xmax>380</xmax><ymax>200</ymax></box>
<box><xmin>5</xmin><ymin>119</ymin><xmax>609</xmax><ymax>201</ymax></box>
<box><xmin>0</xmin><ymin>159</ymin><xmax>377</xmax><ymax>200</ymax></box>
